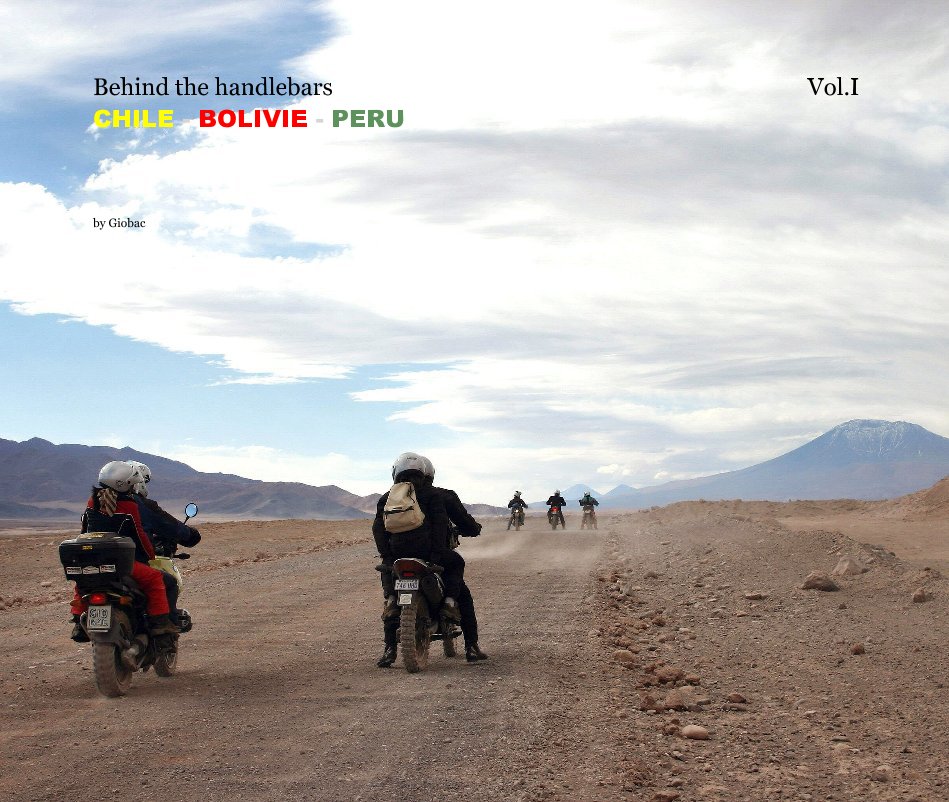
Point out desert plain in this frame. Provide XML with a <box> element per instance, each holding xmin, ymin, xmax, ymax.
<box><xmin>0</xmin><ymin>479</ymin><xmax>946</xmax><ymax>801</ymax></box>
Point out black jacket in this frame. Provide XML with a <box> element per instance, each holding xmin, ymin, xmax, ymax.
<box><xmin>372</xmin><ymin>480</ymin><xmax>450</xmax><ymax>563</ymax></box>
<box><xmin>546</xmin><ymin>494</ymin><xmax>566</xmax><ymax>508</ymax></box>
<box><xmin>507</xmin><ymin>497</ymin><xmax>527</xmax><ymax>509</ymax></box>
<box><xmin>135</xmin><ymin>495</ymin><xmax>201</xmax><ymax>553</ymax></box>
<box><xmin>433</xmin><ymin>486</ymin><xmax>482</xmax><ymax>542</ymax></box>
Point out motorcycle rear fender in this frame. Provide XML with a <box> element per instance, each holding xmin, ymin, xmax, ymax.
<box><xmin>392</xmin><ymin>557</ymin><xmax>432</xmax><ymax>578</ymax></box>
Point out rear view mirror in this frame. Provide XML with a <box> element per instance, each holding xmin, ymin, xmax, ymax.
<box><xmin>184</xmin><ymin>502</ymin><xmax>198</xmax><ymax>521</ymax></box>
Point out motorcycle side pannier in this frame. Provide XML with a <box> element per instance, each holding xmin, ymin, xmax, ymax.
<box><xmin>59</xmin><ymin>534</ymin><xmax>136</xmax><ymax>586</ymax></box>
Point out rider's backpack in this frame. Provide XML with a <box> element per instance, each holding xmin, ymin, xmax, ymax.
<box><xmin>383</xmin><ymin>482</ymin><xmax>426</xmax><ymax>533</ymax></box>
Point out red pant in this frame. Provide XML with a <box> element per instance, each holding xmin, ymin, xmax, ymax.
<box><xmin>71</xmin><ymin>561</ymin><xmax>170</xmax><ymax>616</ymax></box>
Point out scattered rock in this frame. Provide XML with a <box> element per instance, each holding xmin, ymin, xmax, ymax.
<box><xmin>726</xmin><ymin>692</ymin><xmax>747</xmax><ymax>704</ymax></box>
<box><xmin>644</xmin><ymin>571</ymin><xmax>659</xmax><ymax>580</ymax></box>
<box><xmin>850</xmin><ymin>643</ymin><xmax>865</xmax><ymax>655</ymax></box>
<box><xmin>801</xmin><ymin>572</ymin><xmax>839</xmax><ymax>592</ymax></box>
<box><xmin>639</xmin><ymin>692</ymin><xmax>662</xmax><ymax>712</ymax></box>
<box><xmin>40</xmin><ymin>581</ymin><xmax>53</xmax><ymax>588</ymax></box>
<box><xmin>870</xmin><ymin>765</ymin><xmax>892</xmax><ymax>783</ymax></box>
<box><xmin>651</xmin><ymin>792</ymin><xmax>680</xmax><ymax>801</ymax></box>
<box><xmin>655</xmin><ymin>666</ymin><xmax>685</xmax><ymax>684</ymax></box>
<box><xmin>912</xmin><ymin>588</ymin><xmax>929</xmax><ymax>603</ymax></box>
<box><xmin>680</xmin><ymin>724</ymin><xmax>709</xmax><ymax>740</ymax></box>
<box><xmin>831</xmin><ymin>556</ymin><xmax>867</xmax><ymax>577</ymax></box>
<box><xmin>743</xmin><ymin>591</ymin><xmax>767</xmax><ymax>600</ymax></box>
<box><xmin>613</xmin><ymin>649</ymin><xmax>637</xmax><ymax>665</ymax></box>
<box><xmin>662</xmin><ymin>687</ymin><xmax>701</xmax><ymax>711</ymax></box>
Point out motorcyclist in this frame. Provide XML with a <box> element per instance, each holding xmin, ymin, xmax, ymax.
<box><xmin>507</xmin><ymin>491</ymin><xmax>527</xmax><ymax>530</ymax></box>
<box><xmin>578</xmin><ymin>491</ymin><xmax>599</xmax><ymax>508</ymax></box>
<box><xmin>419</xmin><ymin>455</ymin><xmax>488</xmax><ymax>663</ymax></box>
<box><xmin>579</xmin><ymin>491</ymin><xmax>599</xmax><ymax>528</ymax></box>
<box><xmin>69</xmin><ymin>461</ymin><xmax>177</xmax><ymax>642</ymax></box>
<box><xmin>372</xmin><ymin>452</ymin><xmax>455</xmax><ymax>668</ymax></box>
<box><xmin>546</xmin><ymin>489</ymin><xmax>567</xmax><ymax>528</ymax></box>
<box><xmin>126</xmin><ymin>460</ymin><xmax>201</xmax><ymax>624</ymax></box>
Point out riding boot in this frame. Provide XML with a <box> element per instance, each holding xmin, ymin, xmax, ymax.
<box><xmin>149</xmin><ymin>613</ymin><xmax>179</xmax><ymax>636</ymax></box>
<box><xmin>377</xmin><ymin>645</ymin><xmax>397</xmax><ymax>668</ymax></box>
<box><xmin>465</xmin><ymin>643</ymin><xmax>488</xmax><ymax>662</ymax></box>
<box><xmin>378</xmin><ymin>618</ymin><xmax>399</xmax><ymax>667</ymax></box>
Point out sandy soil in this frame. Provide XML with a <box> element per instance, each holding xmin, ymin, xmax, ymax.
<box><xmin>0</xmin><ymin>496</ymin><xmax>945</xmax><ymax>801</ymax></box>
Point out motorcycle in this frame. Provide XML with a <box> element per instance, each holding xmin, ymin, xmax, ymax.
<box><xmin>580</xmin><ymin>504</ymin><xmax>598</xmax><ymax>530</ymax></box>
<box><xmin>59</xmin><ymin>502</ymin><xmax>198</xmax><ymax>697</ymax></box>
<box><xmin>548</xmin><ymin>505</ymin><xmax>563</xmax><ymax>530</ymax></box>
<box><xmin>508</xmin><ymin>507</ymin><xmax>525</xmax><ymax>531</ymax></box>
<box><xmin>389</xmin><ymin>557</ymin><xmax>461</xmax><ymax>673</ymax></box>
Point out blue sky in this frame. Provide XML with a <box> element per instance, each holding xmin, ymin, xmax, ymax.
<box><xmin>2</xmin><ymin>1</ymin><xmax>948</xmax><ymax>501</ymax></box>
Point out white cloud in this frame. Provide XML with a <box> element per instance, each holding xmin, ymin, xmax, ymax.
<box><xmin>2</xmin><ymin>1</ymin><xmax>949</xmax><ymax>495</ymax></box>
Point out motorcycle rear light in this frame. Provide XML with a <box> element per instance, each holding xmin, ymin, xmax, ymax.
<box><xmin>88</xmin><ymin>592</ymin><xmax>108</xmax><ymax>605</ymax></box>
<box><xmin>401</xmin><ymin>571</ymin><xmax>417</xmax><ymax>578</ymax></box>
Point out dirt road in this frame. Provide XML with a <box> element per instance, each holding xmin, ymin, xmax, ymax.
<box><xmin>1</xmin><ymin>503</ymin><xmax>946</xmax><ymax>801</ymax></box>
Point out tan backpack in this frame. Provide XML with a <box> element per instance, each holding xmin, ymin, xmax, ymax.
<box><xmin>383</xmin><ymin>482</ymin><xmax>426</xmax><ymax>533</ymax></box>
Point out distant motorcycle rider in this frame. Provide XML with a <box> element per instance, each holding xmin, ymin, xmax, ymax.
<box><xmin>507</xmin><ymin>491</ymin><xmax>527</xmax><ymax>530</ymax></box>
<box><xmin>578</xmin><ymin>491</ymin><xmax>599</xmax><ymax>509</ymax></box>
<box><xmin>69</xmin><ymin>461</ymin><xmax>177</xmax><ymax>642</ymax></box>
<box><xmin>546</xmin><ymin>489</ymin><xmax>567</xmax><ymax>527</ymax></box>
<box><xmin>579</xmin><ymin>491</ymin><xmax>599</xmax><ymax>529</ymax></box>
<box><xmin>126</xmin><ymin>461</ymin><xmax>201</xmax><ymax>624</ymax></box>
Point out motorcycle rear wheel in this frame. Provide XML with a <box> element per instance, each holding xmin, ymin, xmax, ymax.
<box><xmin>93</xmin><ymin>642</ymin><xmax>134</xmax><ymax>697</ymax></box>
<box><xmin>400</xmin><ymin>598</ymin><xmax>431</xmax><ymax>673</ymax></box>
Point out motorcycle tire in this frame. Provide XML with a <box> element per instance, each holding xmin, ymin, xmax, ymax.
<box><xmin>400</xmin><ymin>597</ymin><xmax>431</xmax><ymax>673</ymax></box>
<box><xmin>153</xmin><ymin>639</ymin><xmax>178</xmax><ymax>677</ymax></box>
<box><xmin>92</xmin><ymin>613</ymin><xmax>133</xmax><ymax>697</ymax></box>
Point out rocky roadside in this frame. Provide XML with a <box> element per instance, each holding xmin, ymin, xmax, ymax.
<box><xmin>589</xmin><ymin>509</ymin><xmax>948</xmax><ymax>802</ymax></box>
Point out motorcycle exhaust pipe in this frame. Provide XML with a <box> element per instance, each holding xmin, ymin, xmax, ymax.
<box><xmin>121</xmin><ymin>643</ymin><xmax>141</xmax><ymax>669</ymax></box>
<box><xmin>121</xmin><ymin>635</ymin><xmax>148</xmax><ymax>669</ymax></box>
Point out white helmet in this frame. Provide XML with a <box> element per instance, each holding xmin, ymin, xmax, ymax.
<box><xmin>98</xmin><ymin>461</ymin><xmax>136</xmax><ymax>493</ymax></box>
<box><xmin>419</xmin><ymin>455</ymin><xmax>435</xmax><ymax>481</ymax></box>
<box><xmin>391</xmin><ymin>452</ymin><xmax>429</xmax><ymax>481</ymax></box>
<box><xmin>126</xmin><ymin>460</ymin><xmax>151</xmax><ymax>497</ymax></box>
<box><xmin>554</xmin><ymin>489</ymin><xmax>560</xmax><ymax>495</ymax></box>
<box><xmin>514</xmin><ymin>490</ymin><xmax>522</xmax><ymax>497</ymax></box>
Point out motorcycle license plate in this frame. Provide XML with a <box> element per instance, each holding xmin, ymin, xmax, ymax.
<box><xmin>87</xmin><ymin>605</ymin><xmax>112</xmax><ymax>632</ymax></box>
<box><xmin>395</xmin><ymin>579</ymin><xmax>419</xmax><ymax>591</ymax></box>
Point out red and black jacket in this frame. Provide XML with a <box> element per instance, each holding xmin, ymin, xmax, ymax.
<box><xmin>82</xmin><ymin>489</ymin><xmax>156</xmax><ymax>563</ymax></box>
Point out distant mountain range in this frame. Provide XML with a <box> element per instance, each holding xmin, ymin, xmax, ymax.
<box><xmin>0</xmin><ymin>437</ymin><xmax>509</xmax><ymax>522</ymax></box>
<box><xmin>0</xmin><ymin>438</ymin><xmax>375</xmax><ymax>521</ymax></box>
<box><xmin>576</xmin><ymin>420</ymin><xmax>949</xmax><ymax>508</ymax></box>
<box><xmin>3</xmin><ymin>420</ymin><xmax>947</xmax><ymax>521</ymax></box>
